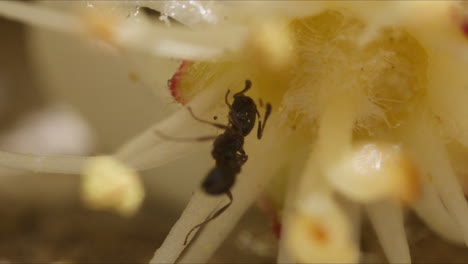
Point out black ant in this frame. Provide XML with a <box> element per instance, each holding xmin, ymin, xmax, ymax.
<box><xmin>156</xmin><ymin>80</ymin><xmax>272</xmax><ymax>244</ymax></box>
<box><xmin>201</xmin><ymin>80</ymin><xmax>272</xmax><ymax>194</ymax></box>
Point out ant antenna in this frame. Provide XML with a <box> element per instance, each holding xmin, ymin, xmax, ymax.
<box><xmin>225</xmin><ymin>89</ymin><xmax>232</xmax><ymax>108</ymax></box>
<box><xmin>183</xmin><ymin>191</ymin><xmax>233</xmax><ymax>245</ymax></box>
<box><xmin>233</xmin><ymin>80</ymin><xmax>252</xmax><ymax>97</ymax></box>
<box><xmin>257</xmin><ymin>103</ymin><xmax>272</xmax><ymax>139</ymax></box>
<box><xmin>187</xmin><ymin>107</ymin><xmax>229</xmax><ymax>130</ymax></box>
<box><xmin>154</xmin><ymin>130</ymin><xmax>217</xmax><ymax>142</ymax></box>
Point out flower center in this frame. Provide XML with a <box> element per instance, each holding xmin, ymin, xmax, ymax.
<box><xmin>281</xmin><ymin>11</ymin><xmax>428</xmax><ymax>135</ymax></box>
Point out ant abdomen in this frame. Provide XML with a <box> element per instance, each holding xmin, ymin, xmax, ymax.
<box><xmin>202</xmin><ymin>166</ymin><xmax>236</xmax><ymax>195</ymax></box>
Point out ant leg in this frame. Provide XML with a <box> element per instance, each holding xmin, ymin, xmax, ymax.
<box><xmin>233</xmin><ymin>80</ymin><xmax>252</xmax><ymax>97</ymax></box>
<box><xmin>155</xmin><ymin>130</ymin><xmax>217</xmax><ymax>142</ymax></box>
<box><xmin>225</xmin><ymin>89</ymin><xmax>232</xmax><ymax>109</ymax></box>
<box><xmin>257</xmin><ymin>103</ymin><xmax>272</xmax><ymax>139</ymax></box>
<box><xmin>187</xmin><ymin>107</ymin><xmax>229</xmax><ymax>130</ymax></box>
<box><xmin>238</xmin><ymin>149</ymin><xmax>248</xmax><ymax>165</ymax></box>
<box><xmin>183</xmin><ymin>191</ymin><xmax>233</xmax><ymax>245</ymax></box>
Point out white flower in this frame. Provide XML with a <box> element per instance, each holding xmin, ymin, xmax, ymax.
<box><xmin>1</xmin><ymin>1</ymin><xmax>468</xmax><ymax>263</ymax></box>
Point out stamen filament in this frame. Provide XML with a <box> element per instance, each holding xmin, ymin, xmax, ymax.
<box><xmin>366</xmin><ymin>201</ymin><xmax>411</xmax><ymax>264</ymax></box>
<box><xmin>116</xmin><ymin>21</ymin><xmax>247</xmax><ymax>61</ymax></box>
<box><xmin>0</xmin><ymin>1</ymin><xmax>247</xmax><ymax>61</ymax></box>
<box><xmin>316</xmin><ymin>92</ymin><xmax>357</xmax><ymax>169</ymax></box>
<box><xmin>0</xmin><ymin>150</ymin><xmax>87</xmax><ymax>174</ymax></box>
<box><xmin>149</xmin><ymin>191</ymin><xmax>224</xmax><ymax>264</ymax></box>
<box><xmin>404</xmin><ymin>115</ymin><xmax>468</xmax><ymax>246</ymax></box>
<box><xmin>277</xmin><ymin>152</ymin><xmax>306</xmax><ymax>264</ymax></box>
<box><xmin>412</xmin><ymin>174</ymin><xmax>464</xmax><ymax>244</ymax></box>
<box><xmin>0</xmin><ymin>1</ymin><xmax>85</xmax><ymax>35</ymax></box>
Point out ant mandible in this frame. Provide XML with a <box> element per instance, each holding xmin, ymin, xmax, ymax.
<box><xmin>156</xmin><ymin>80</ymin><xmax>272</xmax><ymax>244</ymax></box>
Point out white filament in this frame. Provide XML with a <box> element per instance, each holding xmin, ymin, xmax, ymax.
<box><xmin>0</xmin><ymin>151</ymin><xmax>87</xmax><ymax>174</ymax></box>
<box><xmin>0</xmin><ymin>1</ymin><xmax>247</xmax><ymax>61</ymax></box>
<box><xmin>412</xmin><ymin>177</ymin><xmax>464</xmax><ymax>244</ymax></box>
<box><xmin>366</xmin><ymin>201</ymin><xmax>411</xmax><ymax>264</ymax></box>
<box><xmin>404</xmin><ymin>116</ymin><xmax>468</xmax><ymax>246</ymax></box>
<box><xmin>115</xmin><ymin>20</ymin><xmax>247</xmax><ymax>61</ymax></box>
<box><xmin>0</xmin><ymin>1</ymin><xmax>84</xmax><ymax>35</ymax></box>
<box><xmin>149</xmin><ymin>191</ymin><xmax>225</xmax><ymax>263</ymax></box>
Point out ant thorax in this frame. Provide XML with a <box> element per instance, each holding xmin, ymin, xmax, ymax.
<box><xmin>211</xmin><ymin>129</ymin><xmax>246</xmax><ymax>172</ymax></box>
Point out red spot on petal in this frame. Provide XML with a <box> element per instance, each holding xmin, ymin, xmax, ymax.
<box><xmin>256</xmin><ymin>196</ymin><xmax>282</xmax><ymax>240</ymax></box>
<box><xmin>461</xmin><ymin>22</ymin><xmax>468</xmax><ymax>37</ymax></box>
<box><xmin>169</xmin><ymin>60</ymin><xmax>190</xmax><ymax>104</ymax></box>
<box><xmin>451</xmin><ymin>6</ymin><xmax>468</xmax><ymax>38</ymax></box>
<box><xmin>272</xmin><ymin>216</ymin><xmax>282</xmax><ymax>239</ymax></box>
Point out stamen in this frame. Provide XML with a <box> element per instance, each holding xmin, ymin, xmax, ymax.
<box><xmin>412</xmin><ymin>175</ymin><xmax>464</xmax><ymax>244</ymax></box>
<box><xmin>115</xmin><ymin>20</ymin><xmax>247</xmax><ymax>60</ymax></box>
<box><xmin>316</xmin><ymin>90</ymin><xmax>360</xmax><ymax>172</ymax></box>
<box><xmin>404</xmin><ymin>115</ymin><xmax>468</xmax><ymax>246</ymax></box>
<box><xmin>277</xmin><ymin>150</ymin><xmax>305</xmax><ymax>264</ymax></box>
<box><xmin>284</xmin><ymin>146</ymin><xmax>358</xmax><ymax>263</ymax></box>
<box><xmin>0</xmin><ymin>1</ymin><xmax>85</xmax><ymax>35</ymax></box>
<box><xmin>0</xmin><ymin>1</ymin><xmax>248</xmax><ymax>61</ymax></box>
<box><xmin>411</xmin><ymin>9</ymin><xmax>468</xmax><ymax>149</ymax></box>
<box><xmin>149</xmin><ymin>191</ymin><xmax>225</xmax><ymax>264</ymax></box>
<box><xmin>0</xmin><ymin>150</ymin><xmax>87</xmax><ymax>174</ymax></box>
<box><xmin>366</xmin><ymin>201</ymin><xmax>411</xmax><ymax>264</ymax></box>
<box><xmin>285</xmin><ymin>194</ymin><xmax>359</xmax><ymax>263</ymax></box>
<box><xmin>81</xmin><ymin>156</ymin><xmax>144</xmax><ymax>216</ymax></box>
